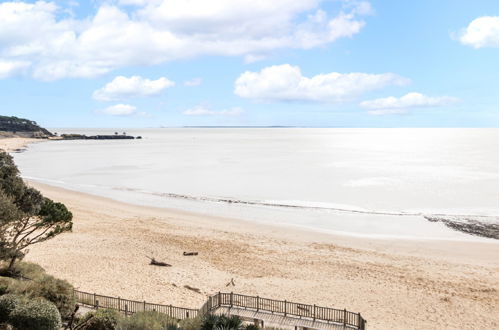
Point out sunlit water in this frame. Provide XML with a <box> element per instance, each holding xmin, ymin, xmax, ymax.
<box><xmin>13</xmin><ymin>128</ymin><xmax>499</xmax><ymax>241</ymax></box>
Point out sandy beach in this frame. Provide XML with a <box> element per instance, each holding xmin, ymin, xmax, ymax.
<box><xmin>2</xmin><ymin>138</ymin><xmax>498</xmax><ymax>329</ymax></box>
<box><xmin>0</xmin><ymin>137</ymin><xmax>40</xmax><ymax>152</ymax></box>
<box><xmin>22</xmin><ymin>181</ymin><xmax>499</xmax><ymax>330</ymax></box>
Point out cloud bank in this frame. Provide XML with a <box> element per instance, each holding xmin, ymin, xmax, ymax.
<box><xmin>234</xmin><ymin>64</ymin><xmax>409</xmax><ymax>102</ymax></box>
<box><xmin>459</xmin><ymin>16</ymin><xmax>499</xmax><ymax>48</ymax></box>
<box><xmin>93</xmin><ymin>76</ymin><xmax>175</xmax><ymax>101</ymax></box>
<box><xmin>360</xmin><ymin>92</ymin><xmax>459</xmax><ymax>115</ymax></box>
<box><xmin>0</xmin><ymin>0</ymin><xmax>372</xmax><ymax>80</ymax></box>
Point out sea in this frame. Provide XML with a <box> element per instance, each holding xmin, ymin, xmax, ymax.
<box><xmin>13</xmin><ymin>128</ymin><xmax>499</xmax><ymax>241</ymax></box>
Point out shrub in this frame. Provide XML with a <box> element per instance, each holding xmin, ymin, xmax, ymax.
<box><xmin>24</xmin><ymin>274</ymin><xmax>76</xmax><ymax>319</ymax></box>
<box><xmin>0</xmin><ymin>261</ymin><xmax>45</xmax><ymax>280</ymax></box>
<box><xmin>0</xmin><ymin>323</ymin><xmax>13</xmax><ymax>330</ymax></box>
<box><xmin>0</xmin><ymin>262</ymin><xmax>76</xmax><ymax>320</ymax></box>
<box><xmin>10</xmin><ymin>262</ymin><xmax>46</xmax><ymax>280</ymax></box>
<box><xmin>81</xmin><ymin>309</ymin><xmax>123</xmax><ymax>330</ymax></box>
<box><xmin>0</xmin><ymin>278</ymin><xmax>14</xmax><ymax>296</ymax></box>
<box><xmin>0</xmin><ymin>294</ymin><xmax>23</xmax><ymax>323</ymax></box>
<box><xmin>117</xmin><ymin>311</ymin><xmax>177</xmax><ymax>330</ymax></box>
<box><xmin>244</xmin><ymin>325</ymin><xmax>259</xmax><ymax>330</ymax></box>
<box><xmin>9</xmin><ymin>297</ymin><xmax>61</xmax><ymax>330</ymax></box>
<box><xmin>201</xmin><ymin>314</ymin><xmax>243</xmax><ymax>330</ymax></box>
<box><xmin>179</xmin><ymin>316</ymin><xmax>203</xmax><ymax>330</ymax></box>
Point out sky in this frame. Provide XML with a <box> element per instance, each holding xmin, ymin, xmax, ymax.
<box><xmin>0</xmin><ymin>0</ymin><xmax>499</xmax><ymax>128</ymax></box>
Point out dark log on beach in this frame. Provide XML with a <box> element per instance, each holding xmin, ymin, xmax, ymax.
<box><xmin>225</xmin><ymin>278</ymin><xmax>235</xmax><ymax>287</ymax></box>
<box><xmin>183</xmin><ymin>251</ymin><xmax>198</xmax><ymax>256</ymax></box>
<box><xmin>184</xmin><ymin>285</ymin><xmax>201</xmax><ymax>293</ymax></box>
<box><xmin>146</xmin><ymin>256</ymin><xmax>172</xmax><ymax>267</ymax></box>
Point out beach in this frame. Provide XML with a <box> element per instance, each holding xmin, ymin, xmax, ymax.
<box><xmin>2</xmin><ymin>137</ymin><xmax>499</xmax><ymax>329</ymax></box>
<box><xmin>0</xmin><ymin>137</ymin><xmax>39</xmax><ymax>152</ymax></box>
<box><xmin>23</xmin><ymin>181</ymin><xmax>499</xmax><ymax>330</ymax></box>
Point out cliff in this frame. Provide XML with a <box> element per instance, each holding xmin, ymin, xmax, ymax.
<box><xmin>0</xmin><ymin>116</ymin><xmax>53</xmax><ymax>138</ymax></box>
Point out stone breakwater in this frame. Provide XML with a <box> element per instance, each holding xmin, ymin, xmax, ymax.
<box><xmin>60</xmin><ymin>134</ymin><xmax>141</xmax><ymax>140</ymax></box>
<box><xmin>424</xmin><ymin>216</ymin><xmax>499</xmax><ymax>239</ymax></box>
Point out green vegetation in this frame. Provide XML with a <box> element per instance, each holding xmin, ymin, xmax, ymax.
<box><xmin>0</xmin><ymin>151</ymin><xmax>73</xmax><ymax>274</ymax></box>
<box><xmin>80</xmin><ymin>309</ymin><xmax>122</xmax><ymax>330</ymax></box>
<box><xmin>0</xmin><ymin>151</ymin><xmax>77</xmax><ymax>329</ymax></box>
<box><xmin>0</xmin><ymin>262</ymin><xmax>76</xmax><ymax>325</ymax></box>
<box><xmin>66</xmin><ymin>312</ymin><xmax>262</xmax><ymax>330</ymax></box>
<box><xmin>8</xmin><ymin>297</ymin><xmax>61</xmax><ymax>330</ymax></box>
<box><xmin>117</xmin><ymin>311</ymin><xmax>177</xmax><ymax>330</ymax></box>
<box><xmin>0</xmin><ymin>116</ymin><xmax>52</xmax><ymax>137</ymax></box>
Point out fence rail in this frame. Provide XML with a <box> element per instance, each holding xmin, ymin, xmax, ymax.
<box><xmin>74</xmin><ymin>290</ymin><xmax>198</xmax><ymax>320</ymax></box>
<box><xmin>74</xmin><ymin>290</ymin><xmax>366</xmax><ymax>329</ymax></box>
<box><xmin>210</xmin><ymin>292</ymin><xmax>366</xmax><ymax>330</ymax></box>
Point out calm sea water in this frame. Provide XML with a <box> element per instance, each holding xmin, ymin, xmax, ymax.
<box><xmin>13</xmin><ymin>128</ymin><xmax>499</xmax><ymax>240</ymax></box>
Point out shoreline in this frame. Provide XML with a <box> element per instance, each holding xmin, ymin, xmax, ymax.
<box><xmin>0</xmin><ymin>136</ymin><xmax>41</xmax><ymax>152</ymax></box>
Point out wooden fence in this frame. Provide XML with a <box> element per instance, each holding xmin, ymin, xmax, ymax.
<box><xmin>73</xmin><ymin>290</ymin><xmax>198</xmax><ymax>319</ymax></box>
<box><xmin>205</xmin><ymin>292</ymin><xmax>366</xmax><ymax>330</ymax></box>
<box><xmin>74</xmin><ymin>290</ymin><xmax>366</xmax><ymax>329</ymax></box>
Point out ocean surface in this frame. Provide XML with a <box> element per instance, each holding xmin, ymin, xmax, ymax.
<box><xmin>13</xmin><ymin>128</ymin><xmax>499</xmax><ymax>241</ymax></box>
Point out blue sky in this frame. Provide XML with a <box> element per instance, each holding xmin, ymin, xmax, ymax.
<box><xmin>1</xmin><ymin>0</ymin><xmax>499</xmax><ymax>128</ymax></box>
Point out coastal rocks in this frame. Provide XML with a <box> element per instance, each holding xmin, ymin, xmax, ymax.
<box><xmin>60</xmin><ymin>134</ymin><xmax>137</xmax><ymax>140</ymax></box>
<box><xmin>424</xmin><ymin>216</ymin><xmax>499</xmax><ymax>239</ymax></box>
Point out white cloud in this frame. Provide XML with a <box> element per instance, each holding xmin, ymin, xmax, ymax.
<box><xmin>97</xmin><ymin>104</ymin><xmax>137</xmax><ymax>116</ymax></box>
<box><xmin>0</xmin><ymin>60</ymin><xmax>30</xmax><ymax>78</ymax></box>
<box><xmin>183</xmin><ymin>105</ymin><xmax>244</xmax><ymax>116</ymax></box>
<box><xmin>0</xmin><ymin>0</ymin><xmax>371</xmax><ymax>80</ymax></box>
<box><xmin>459</xmin><ymin>16</ymin><xmax>499</xmax><ymax>48</ymax></box>
<box><xmin>184</xmin><ymin>77</ymin><xmax>202</xmax><ymax>87</ymax></box>
<box><xmin>360</xmin><ymin>92</ymin><xmax>459</xmax><ymax>115</ymax></box>
<box><xmin>93</xmin><ymin>76</ymin><xmax>174</xmax><ymax>101</ymax></box>
<box><xmin>234</xmin><ymin>64</ymin><xmax>409</xmax><ymax>102</ymax></box>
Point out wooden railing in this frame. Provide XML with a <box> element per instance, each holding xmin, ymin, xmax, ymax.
<box><xmin>205</xmin><ymin>292</ymin><xmax>366</xmax><ymax>330</ymax></box>
<box><xmin>73</xmin><ymin>290</ymin><xmax>198</xmax><ymax>320</ymax></box>
<box><xmin>74</xmin><ymin>290</ymin><xmax>366</xmax><ymax>329</ymax></box>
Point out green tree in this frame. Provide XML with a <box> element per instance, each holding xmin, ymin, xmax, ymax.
<box><xmin>0</xmin><ymin>152</ymin><xmax>73</xmax><ymax>273</ymax></box>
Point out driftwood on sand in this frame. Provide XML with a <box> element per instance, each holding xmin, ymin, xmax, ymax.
<box><xmin>183</xmin><ymin>251</ymin><xmax>199</xmax><ymax>256</ymax></box>
<box><xmin>184</xmin><ymin>285</ymin><xmax>201</xmax><ymax>293</ymax></box>
<box><xmin>146</xmin><ymin>256</ymin><xmax>172</xmax><ymax>267</ymax></box>
<box><xmin>225</xmin><ymin>278</ymin><xmax>235</xmax><ymax>287</ymax></box>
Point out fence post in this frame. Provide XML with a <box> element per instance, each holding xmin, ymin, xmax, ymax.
<box><xmin>256</xmin><ymin>296</ymin><xmax>259</xmax><ymax>312</ymax></box>
<box><xmin>313</xmin><ymin>304</ymin><xmax>316</xmax><ymax>321</ymax></box>
<box><xmin>125</xmin><ymin>304</ymin><xmax>128</xmax><ymax>317</ymax></box>
<box><xmin>230</xmin><ymin>292</ymin><xmax>233</xmax><ymax>307</ymax></box>
<box><xmin>96</xmin><ymin>300</ymin><xmax>99</xmax><ymax>310</ymax></box>
<box><xmin>186</xmin><ymin>311</ymin><xmax>190</xmax><ymax>319</ymax></box>
<box><xmin>143</xmin><ymin>301</ymin><xmax>146</xmax><ymax>311</ymax></box>
<box><xmin>218</xmin><ymin>292</ymin><xmax>221</xmax><ymax>306</ymax></box>
<box><xmin>93</xmin><ymin>293</ymin><xmax>96</xmax><ymax>307</ymax></box>
<box><xmin>284</xmin><ymin>300</ymin><xmax>287</xmax><ymax>316</ymax></box>
<box><xmin>343</xmin><ymin>309</ymin><xmax>347</xmax><ymax>328</ymax></box>
<box><xmin>118</xmin><ymin>297</ymin><xmax>121</xmax><ymax>312</ymax></box>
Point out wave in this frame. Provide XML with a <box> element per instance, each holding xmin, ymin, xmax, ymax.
<box><xmin>114</xmin><ymin>188</ymin><xmax>499</xmax><ymax>239</ymax></box>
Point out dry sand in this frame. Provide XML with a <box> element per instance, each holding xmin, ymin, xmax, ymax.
<box><xmin>0</xmin><ymin>137</ymin><xmax>39</xmax><ymax>152</ymax></box>
<box><xmin>2</xmin><ymin>138</ymin><xmax>498</xmax><ymax>329</ymax></box>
